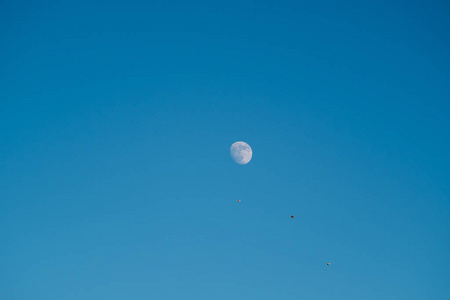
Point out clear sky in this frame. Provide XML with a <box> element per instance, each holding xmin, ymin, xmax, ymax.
<box><xmin>1</xmin><ymin>1</ymin><xmax>449</xmax><ymax>299</ymax></box>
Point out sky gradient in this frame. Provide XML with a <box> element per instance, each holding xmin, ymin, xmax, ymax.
<box><xmin>1</xmin><ymin>1</ymin><xmax>449</xmax><ymax>299</ymax></box>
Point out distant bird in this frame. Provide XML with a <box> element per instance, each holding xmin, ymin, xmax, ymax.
<box><xmin>237</xmin><ymin>199</ymin><xmax>241</xmax><ymax>202</ymax></box>
<box><xmin>326</xmin><ymin>262</ymin><xmax>330</xmax><ymax>266</ymax></box>
<box><xmin>291</xmin><ymin>215</ymin><xmax>294</xmax><ymax>219</ymax></box>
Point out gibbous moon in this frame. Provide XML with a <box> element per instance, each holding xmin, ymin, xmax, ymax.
<box><xmin>230</xmin><ymin>141</ymin><xmax>252</xmax><ymax>165</ymax></box>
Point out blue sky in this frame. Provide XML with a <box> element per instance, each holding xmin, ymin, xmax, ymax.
<box><xmin>1</xmin><ymin>1</ymin><xmax>449</xmax><ymax>299</ymax></box>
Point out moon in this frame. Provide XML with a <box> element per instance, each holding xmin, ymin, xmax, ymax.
<box><xmin>230</xmin><ymin>141</ymin><xmax>252</xmax><ymax>165</ymax></box>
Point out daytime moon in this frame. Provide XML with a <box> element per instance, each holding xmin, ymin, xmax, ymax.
<box><xmin>230</xmin><ymin>141</ymin><xmax>252</xmax><ymax>165</ymax></box>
